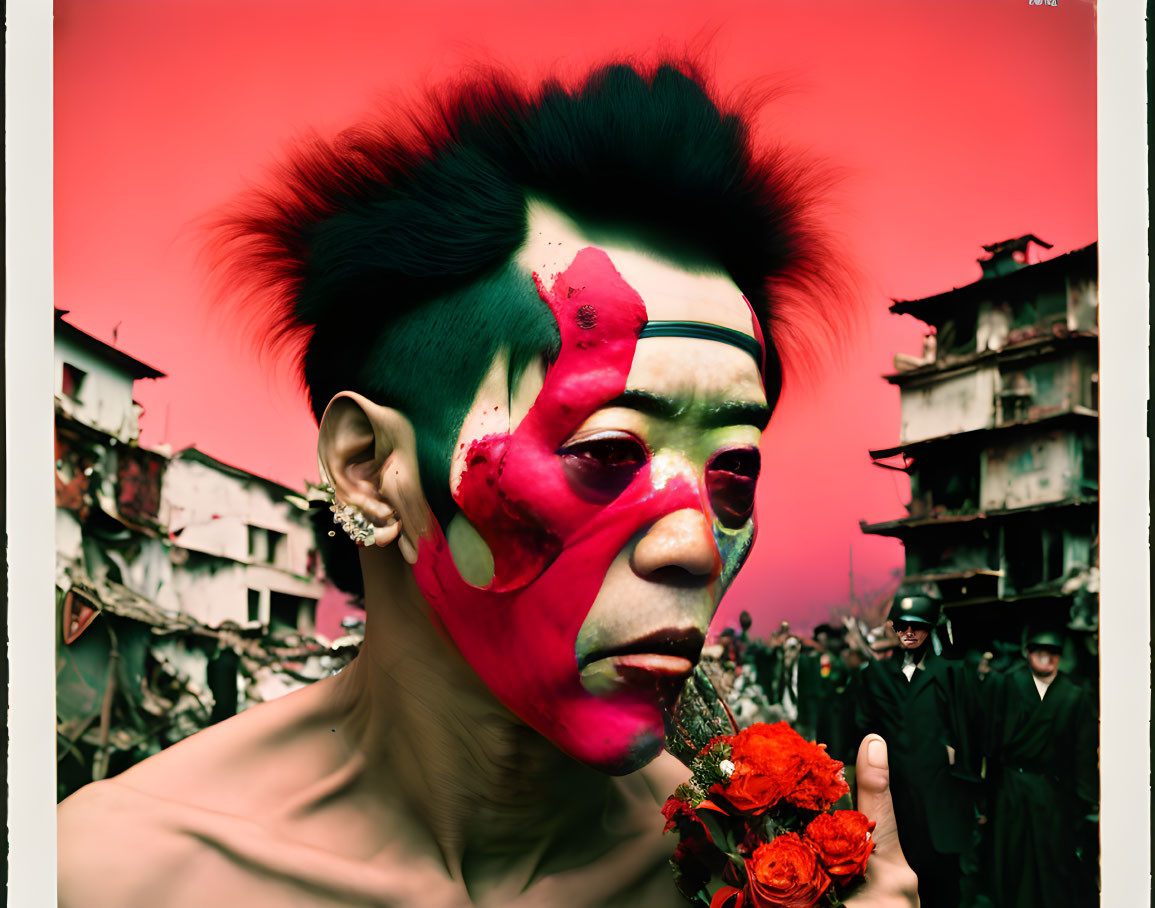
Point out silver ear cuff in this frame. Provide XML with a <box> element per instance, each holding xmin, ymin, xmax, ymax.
<box><xmin>315</xmin><ymin>483</ymin><xmax>377</xmax><ymax>546</ymax></box>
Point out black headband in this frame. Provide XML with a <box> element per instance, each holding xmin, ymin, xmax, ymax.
<box><xmin>637</xmin><ymin>320</ymin><xmax>765</xmax><ymax>371</ymax></box>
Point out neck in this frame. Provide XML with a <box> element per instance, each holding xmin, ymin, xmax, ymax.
<box><xmin>328</xmin><ymin>545</ymin><xmax>637</xmax><ymax>888</ymax></box>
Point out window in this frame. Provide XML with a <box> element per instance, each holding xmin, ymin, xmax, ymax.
<box><xmin>266</xmin><ymin>530</ymin><xmax>287</xmax><ymax>568</ymax></box>
<box><xmin>247</xmin><ymin>589</ymin><xmax>261</xmax><ymax>623</ymax></box>
<box><xmin>269</xmin><ymin>593</ymin><xmax>317</xmax><ymax>635</ymax></box>
<box><xmin>247</xmin><ymin>525</ymin><xmax>265</xmax><ymax>560</ymax></box>
<box><xmin>61</xmin><ymin>362</ymin><xmax>86</xmax><ymax>400</ymax></box>
<box><xmin>1080</xmin><ymin>434</ymin><xmax>1098</xmax><ymax>492</ymax></box>
<box><xmin>248</xmin><ymin>526</ymin><xmax>288</xmax><ymax>566</ymax></box>
<box><xmin>1003</xmin><ymin>525</ymin><xmax>1043</xmax><ymax>591</ymax></box>
<box><xmin>1004</xmin><ymin>521</ymin><xmax>1065</xmax><ymax>593</ymax></box>
<box><xmin>998</xmin><ymin>370</ymin><xmax>1033</xmax><ymax>423</ymax></box>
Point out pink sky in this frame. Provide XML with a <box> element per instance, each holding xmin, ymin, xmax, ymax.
<box><xmin>54</xmin><ymin>0</ymin><xmax>1097</xmax><ymax>634</ymax></box>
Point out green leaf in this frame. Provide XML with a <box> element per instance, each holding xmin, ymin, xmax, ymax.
<box><xmin>663</xmin><ymin>667</ymin><xmax>739</xmax><ymax>766</ymax></box>
<box><xmin>697</xmin><ymin>809</ymin><xmax>732</xmax><ymax>852</ymax></box>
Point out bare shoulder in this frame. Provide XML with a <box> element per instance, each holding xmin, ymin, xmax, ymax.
<box><xmin>57</xmin><ymin>677</ymin><xmax>356</xmax><ymax>906</ymax></box>
<box><xmin>107</xmin><ymin>673</ymin><xmax>348</xmax><ymax>811</ymax></box>
<box><xmin>57</xmin><ymin>779</ymin><xmax>211</xmax><ymax>908</ymax></box>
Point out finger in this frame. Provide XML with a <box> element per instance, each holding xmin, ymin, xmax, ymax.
<box><xmin>854</xmin><ymin>734</ymin><xmax>905</xmax><ymax>861</ymax></box>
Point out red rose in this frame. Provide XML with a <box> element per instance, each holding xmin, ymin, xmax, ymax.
<box><xmin>662</xmin><ymin>795</ymin><xmax>693</xmax><ymax>833</ymax></box>
<box><xmin>673</xmin><ymin>834</ymin><xmax>715</xmax><ymax>896</ymax></box>
<box><xmin>662</xmin><ymin>795</ymin><xmax>713</xmax><ymax>839</ymax></box>
<box><xmin>804</xmin><ymin>810</ymin><xmax>875</xmax><ymax>880</ymax></box>
<box><xmin>673</xmin><ymin>834</ymin><xmax>708</xmax><ymax>864</ymax></box>
<box><xmin>710</xmin><ymin>885</ymin><xmax>746</xmax><ymax>908</ymax></box>
<box><xmin>785</xmin><ymin>741</ymin><xmax>849</xmax><ymax>811</ymax></box>
<box><xmin>710</xmin><ymin>723</ymin><xmax>806</xmax><ymax>813</ymax></box>
<box><xmin>745</xmin><ymin>834</ymin><xmax>831</xmax><ymax>907</ymax></box>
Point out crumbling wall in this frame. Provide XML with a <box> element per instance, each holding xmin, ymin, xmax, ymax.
<box><xmin>981</xmin><ymin>431</ymin><xmax>1082</xmax><ymax>510</ymax></box>
<box><xmin>900</xmin><ymin>366</ymin><xmax>997</xmax><ymax>443</ymax></box>
<box><xmin>54</xmin><ymin>335</ymin><xmax>141</xmax><ymax>442</ymax></box>
<box><xmin>1066</xmin><ymin>277</ymin><xmax>1098</xmax><ymax>332</ymax></box>
<box><xmin>975</xmin><ymin>301</ymin><xmax>1012</xmax><ymax>353</ymax></box>
<box><xmin>997</xmin><ymin>353</ymin><xmax>1089</xmax><ymax>424</ymax></box>
<box><xmin>161</xmin><ymin>458</ymin><xmax>315</xmax><ymax>576</ymax></box>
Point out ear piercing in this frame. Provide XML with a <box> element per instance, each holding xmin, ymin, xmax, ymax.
<box><xmin>314</xmin><ymin>480</ymin><xmax>406</xmax><ymax>551</ymax></box>
<box><xmin>315</xmin><ymin>482</ymin><xmax>385</xmax><ymax>546</ymax></box>
<box><xmin>329</xmin><ymin>500</ymin><xmax>377</xmax><ymax>546</ymax></box>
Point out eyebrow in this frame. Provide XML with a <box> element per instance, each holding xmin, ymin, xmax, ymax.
<box><xmin>604</xmin><ymin>389</ymin><xmax>772</xmax><ymax>431</ymax></box>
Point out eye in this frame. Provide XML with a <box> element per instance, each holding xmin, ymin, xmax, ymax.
<box><xmin>559</xmin><ymin>433</ymin><xmax>649</xmax><ymax>503</ymax></box>
<box><xmin>706</xmin><ymin>447</ymin><xmax>760</xmax><ymax>529</ymax></box>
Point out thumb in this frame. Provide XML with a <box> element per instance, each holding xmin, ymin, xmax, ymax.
<box><xmin>850</xmin><ymin>735</ymin><xmax>920</xmax><ymax>906</ymax></box>
<box><xmin>855</xmin><ymin>735</ymin><xmax>904</xmax><ymax>862</ymax></box>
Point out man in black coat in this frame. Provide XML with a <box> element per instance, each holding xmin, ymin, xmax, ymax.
<box><xmin>765</xmin><ymin>635</ymin><xmax>821</xmax><ymax>740</ymax></box>
<box><xmin>854</xmin><ymin>594</ymin><xmax>982</xmax><ymax>908</ymax></box>
<box><xmin>984</xmin><ymin>628</ymin><xmax>1098</xmax><ymax>908</ymax></box>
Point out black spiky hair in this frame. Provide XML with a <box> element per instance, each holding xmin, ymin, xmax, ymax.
<box><xmin>211</xmin><ymin>59</ymin><xmax>854</xmax><ymax>412</ymax></box>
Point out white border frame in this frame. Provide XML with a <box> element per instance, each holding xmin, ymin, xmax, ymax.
<box><xmin>1097</xmin><ymin>0</ymin><xmax>1150</xmax><ymax>903</ymax></box>
<box><xmin>7</xmin><ymin>0</ymin><xmax>1150</xmax><ymax>903</ymax></box>
<box><xmin>8</xmin><ymin>0</ymin><xmax>59</xmax><ymax>903</ymax></box>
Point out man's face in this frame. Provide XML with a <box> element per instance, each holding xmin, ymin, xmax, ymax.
<box><xmin>1027</xmin><ymin>646</ymin><xmax>1061</xmax><ymax>678</ymax></box>
<box><xmin>411</xmin><ymin>203</ymin><xmax>768</xmax><ymax>773</ymax></box>
<box><xmin>891</xmin><ymin>620</ymin><xmax>930</xmax><ymax>651</ymax></box>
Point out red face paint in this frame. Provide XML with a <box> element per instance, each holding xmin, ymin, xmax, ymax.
<box><xmin>413</xmin><ymin>247</ymin><xmax>745</xmax><ymax>772</ymax></box>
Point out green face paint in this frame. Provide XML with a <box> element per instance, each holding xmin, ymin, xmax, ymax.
<box><xmin>353</xmin><ymin>262</ymin><xmax>561</xmax><ymax>525</ymax></box>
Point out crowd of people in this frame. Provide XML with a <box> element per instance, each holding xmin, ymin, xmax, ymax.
<box><xmin>700</xmin><ymin>598</ymin><xmax>1099</xmax><ymax>908</ymax></box>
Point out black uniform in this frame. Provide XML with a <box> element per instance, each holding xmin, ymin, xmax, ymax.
<box><xmin>984</xmin><ymin>664</ymin><xmax>1098</xmax><ymax>908</ymax></box>
<box><xmin>855</xmin><ymin>649</ymin><xmax>982</xmax><ymax>908</ymax></box>
<box><xmin>765</xmin><ymin>649</ymin><xmax>821</xmax><ymax>741</ymax></box>
<box><xmin>813</xmin><ymin>652</ymin><xmax>853</xmax><ymax>763</ymax></box>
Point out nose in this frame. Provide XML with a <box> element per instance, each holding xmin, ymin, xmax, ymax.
<box><xmin>631</xmin><ymin>508</ymin><xmax>721</xmax><ymax>581</ymax></box>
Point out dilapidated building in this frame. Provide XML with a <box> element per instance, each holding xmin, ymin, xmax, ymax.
<box><xmin>54</xmin><ymin>313</ymin><xmax>357</xmax><ymax>799</ymax></box>
<box><xmin>159</xmin><ymin>447</ymin><xmax>326</xmax><ymax>635</ymax></box>
<box><xmin>860</xmin><ymin>237</ymin><xmax>1098</xmax><ymax>652</ymax></box>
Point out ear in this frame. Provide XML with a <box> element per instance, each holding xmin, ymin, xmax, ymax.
<box><xmin>317</xmin><ymin>392</ymin><xmax>430</xmax><ymax>563</ymax></box>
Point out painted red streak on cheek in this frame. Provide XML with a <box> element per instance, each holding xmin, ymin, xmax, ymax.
<box><xmin>412</xmin><ymin>248</ymin><xmax>715</xmax><ymax>769</ymax></box>
<box><xmin>452</xmin><ymin>248</ymin><xmax>648</xmax><ymax>587</ymax></box>
<box><xmin>454</xmin><ymin>432</ymin><xmax>562</xmax><ymax>590</ymax></box>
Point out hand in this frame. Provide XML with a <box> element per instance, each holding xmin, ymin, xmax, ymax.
<box><xmin>846</xmin><ymin>735</ymin><xmax>920</xmax><ymax>907</ymax></box>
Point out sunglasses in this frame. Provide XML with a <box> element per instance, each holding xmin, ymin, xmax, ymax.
<box><xmin>891</xmin><ymin>621</ymin><xmax>925</xmax><ymax>633</ymax></box>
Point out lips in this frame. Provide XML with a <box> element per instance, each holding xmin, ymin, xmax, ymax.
<box><xmin>579</xmin><ymin>626</ymin><xmax>706</xmax><ymax>670</ymax></box>
<box><xmin>578</xmin><ymin>627</ymin><xmax>706</xmax><ymax>694</ymax></box>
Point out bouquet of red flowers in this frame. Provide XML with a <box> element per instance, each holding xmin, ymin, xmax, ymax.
<box><xmin>662</xmin><ymin>671</ymin><xmax>874</xmax><ymax>907</ymax></box>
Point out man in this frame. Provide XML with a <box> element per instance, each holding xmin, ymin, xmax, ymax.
<box><xmin>812</xmin><ymin>626</ymin><xmax>853</xmax><ymax>763</ymax></box>
<box><xmin>855</xmin><ymin>592</ymin><xmax>982</xmax><ymax>908</ymax></box>
<box><xmin>984</xmin><ymin>628</ymin><xmax>1098</xmax><ymax>908</ymax></box>
<box><xmin>760</xmin><ymin>634</ymin><xmax>812</xmax><ymax>736</ymax></box>
<box><xmin>59</xmin><ymin>62</ymin><xmax>915</xmax><ymax>906</ymax></box>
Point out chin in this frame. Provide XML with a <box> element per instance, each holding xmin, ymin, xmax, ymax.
<box><xmin>550</xmin><ymin>701</ymin><xmax>667</xmax><ymax>776</ymax></box>
<box><xmin>583</xmin><ymin>728</ymin><xmax>664</xmax><ymax>776</ymax></box>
